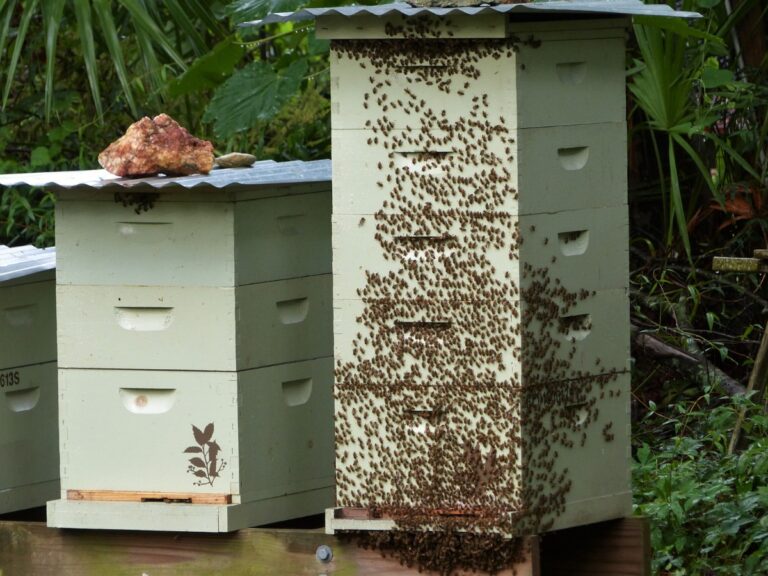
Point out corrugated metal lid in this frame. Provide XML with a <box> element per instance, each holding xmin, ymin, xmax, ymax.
<box><xmin>242</xmin><ymin>1</ymin><xmax>700</xmax><ymax>27</ymax></box>
<box><xmin>0</xmin><ymin>159</ymin><xmax>331</xmax><ymax>191</ymax></box>
<box><xmin>0</xmin><ymin>245</ymin><xmax>56</xmax><ymax>283</ymax></box>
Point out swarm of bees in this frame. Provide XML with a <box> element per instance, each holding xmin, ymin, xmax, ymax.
<box><xmin>332</xmin><ymin>15</ymin><xmax>625</xmax><ymax>574</ymax></box>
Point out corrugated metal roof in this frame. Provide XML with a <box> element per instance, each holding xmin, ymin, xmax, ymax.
<box><xmin>0</xmin><ymin>159</ymin><xmax>331</xmax><ymax>191</ymax></box>
<box><xmin>242</xmin><ymin>1</ymin><xmax>700</xmax><ymax>27</ymax></box>
<box><xmin>0</xmin><ymin>245</ymin><xmax>56</xmax><ymax>283</ymax></box>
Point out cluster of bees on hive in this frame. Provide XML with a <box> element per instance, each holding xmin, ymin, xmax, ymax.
<box><xmin>333</xmin><ymin>16</ymin><xmax>623</xmax><ymax>574</ymax></box>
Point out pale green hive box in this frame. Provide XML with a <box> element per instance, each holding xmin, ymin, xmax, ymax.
<box><xmin>0</xmin><ymin>160</ymin><xmax>335</xmax><ymax>532</ymax></box>
<box><xmin>243</xmin><ymin>2</ymin><xmax>696</xmax><ymax>537</ymax></box>
<box><xmin>0</xmin><ymin>245</ymin><xmax>59</xmax><ymax>514</ymax></box>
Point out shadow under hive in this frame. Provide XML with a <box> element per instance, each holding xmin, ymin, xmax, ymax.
<box><xmin>328</xmin><ymin>14</ymin><xmax>633</xmax><ymax>536</ymax></box>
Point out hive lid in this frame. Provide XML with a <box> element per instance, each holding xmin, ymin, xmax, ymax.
<box><xmin>0</xmin><ymin>245</ymin><xmax>56</xmax><ymax>283</ymax></box>
<box><xmin>241</xmin><ymin>1</ymin><xmax>700</xmax><ymax>28</ymax></box>
<box><xmin>0</xmin><ymin>159</ymin><xmax>331</xmax><ymax>192</ymax></box>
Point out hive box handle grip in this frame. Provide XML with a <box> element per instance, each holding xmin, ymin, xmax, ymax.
<box><xmin>277</xmin><ymin>213</ymin><xmax>306</xmax><ymax>237</ymax></box>
<box><xmin>276</xmin><ymin>297</ymin><xmax>309</xmax><ymax>325</ymax></box>
<box><xmin>558</xmin><ymin>230</ymin><xmax>590</xmax><ymax>256</ymax></box>
<box><xmin>117</xmin><ymin>222</ymin><xmax>173</xmax><ymax>244</ymax></box>
<box><xmin>394</xmin><ymin>151</ymin><xmax>453</xmax><ymax>175</ymax></box>
<box><xmin>114</xmin><ymin>307</ymin><xmax>174</xmax><ymax>331</ymax></box>
<box><xmin>3</xmin><ymin>304</ymin><xmax>37</xmax><ymax>328</ymax></box>
<box><xmin>559</xmin><ymin>314</ymin><xmax>592</xmax><ymax>341</ymax></box>
<box><xmin>395</xmin><ymin>234</ymin><xmax>455</xmax><ymax>243</ymax></box>
<box><xmin>396</xmin><ymin>63</ymin><xmax>448</xmax><ymax>70</ymax></box>
<box><xmin>404</xmin><ymin>407</ymin><xmax>441</xmax><ymax>417</ymax></box>
<box><xmin>118</xmin><ymin>221</ymin><xmax>172</xmax><ymax>231</ymax></box>
<box><xmin>557</xmin><ymin>146</ymin><xmax>589</xmax><ymax>171</ymax></box>
<box><xmin>282</xmin><ymin>378</ymin><xmax>312</xmax><ymax>407</ymax></box>
<box><xmin>5</xmin><ymin>387</ymin><xmax>40</xmax><ymax>412</ymax></box>
<box><xmin>119</xmin><ymin>388</ymin><xmax>176</xmax><ymax>414</ymax></box>
<box><xmin>556</xmin><ymin>61</ymin><xmax>587</xmax><ymax>85</ymax></box>
<box><xmin>395</xmin><ymin>320</ymin><xmax>452</xmax><ymax>329</ymax></box>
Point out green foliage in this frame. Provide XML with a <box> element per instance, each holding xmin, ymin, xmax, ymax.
<box><xmin>252</xmin><ymin>84</ymin><xmax>330</xmax><ymax>159</ymax></box>
<box><xmin>203</xmin><ymin>57</ymin><xmax>308</xmax><ymax>139</ymax></box>
<box><xmin>0</xmin><ymin>186</ymin><xmax>55</xmax><ymax>246</ymax></box>
<box><xmin>0</xmin><ymin>1</ymin><xmax>339</xmax><ymax>246</ymax></box>
<box><xmin>633</xmin><ymin>392</ymin><xmax>768</xmax><ymax>574</ymax></box>
<box><xmin>169</xmin><ymin>36</ymin><xmax>246</xmax><ymax>97</ymax></box>
<box><xmin>196</xmin><ymin>15</ymin><xmax>333</xmax><ymax>148</ymax></box>
<box><xmin>628</xmin><ymin>3</ymin><xmax>766</xmax><ymax>260</ymax></box>
<box><xmin>629</xmin><ymin>12</ymin><xmax>757</xmax><ymax>258</ymax></box>
<box><xmin>0</xmin><ymin>1</ymin><xmax>229</xmax><ymax>120</ymax></box>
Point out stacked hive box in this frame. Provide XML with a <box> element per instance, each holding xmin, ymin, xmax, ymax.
<box><xmin>0</xmin><ymin>245</ymin><xmax>58</xmax><ymax>513</ymax></box>
<box><xmin>44</xmin><ymin>160</ymin><xmax>335</xmax><ymax>532</ymax></box>
<box><xmin>326</xmin><ymin>14</ymin><xmax>632</xmax><ymax>535</ymax></box>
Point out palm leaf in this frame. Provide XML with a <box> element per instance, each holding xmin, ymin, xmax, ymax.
<box><xmin>118</xmin><ymin>0</ymin><xmax>187</xmax><ymax>71</ymax></box>
<box><xmin>697</xmin><ymin>131</ymin><xmax>762</xmax><ymax>182</ymax></box>
<box><xmin>2</xmin><ymin>0</ymin><xmax>39</xmax><ymax>109</ymax></box>
<box><xmin>184</xmin><ymin>0</ymin><xmax>228</xmax><ymax>39</ymax></box>
<box><xmin>73</xmin><ymin>0</ymin><xmax>104</xmax><ymax>120</ymax></box>
<box><xmin>671</xmin><ymin>133</ymin><xmax>718</xmax><ymax>197</ymax></box>
<box><xmin>92</xmin><ymin>0</ymin><xmax>138</xmax><ymax>115</ymax></box>
<box><xmin>0</xmin><ymin>0</ymin><xmax>17</xmax><ymax>71</ymax></box>
<box><xmin>667</xmin><ymin>136</ymin><xmax>692</xmax><ymax>260</ymax></box>
<box><xmin>42</xmin><ymin>0</ymin><xmax>67</xmax><ymax>122</ymax></box>
<box><xmin>716</xmin><ymin>0</ymin><xmax>762</xmax><ymax>37</ymax></box>
<box><xmin>164</xmin><ymin>0</ymin><xmax>207</xmax><ymax>56</ymax></box>
<box><xmin>135</xmin><ymin>27</ymin><xmax>164</xmax><ymax>100</ymax></box>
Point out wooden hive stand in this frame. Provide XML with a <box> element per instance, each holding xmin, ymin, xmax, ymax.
<box><xmin>0</xmin><ymin>516</ymin><xmax>650</xmax><ymax>575</ymax></box>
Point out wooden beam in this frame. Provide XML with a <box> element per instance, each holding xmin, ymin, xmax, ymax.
<box><xmin>541</xmin><ymin>517</ymin><xmax>651</xmax><ymax>576</ymax></box>
<box><xmin>67</xmin><ymin>489</ymin><xmax>232</xmax><ymax>505</ymax></box>
<box><xmin>712</xmin><ymin>255</ymin><xmax>768</xmax><ymax>273</ymax></box>
<box><xmin>0</xmin><ymin>517</ymin><xmax>649</xmax><ymax>575</ymax></box>
<box><xmin>335</xmin><ymin>506</ymin><xmax>513</xmax><ymax>520</ymax></box>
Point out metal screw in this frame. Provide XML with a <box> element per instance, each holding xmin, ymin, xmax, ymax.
<box><xmin>316</xmin><ymin>544</ymin><xmax>333</xmax><ymax>563</ymax></box>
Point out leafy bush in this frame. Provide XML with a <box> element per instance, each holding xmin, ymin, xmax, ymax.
<box><xmin>633</xmin><ymin>391</ymin><xmax>768</xmax><ymax>575</ymax></box>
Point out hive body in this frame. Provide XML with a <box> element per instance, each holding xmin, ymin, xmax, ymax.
<box><xmin>47</xmin><ymin>177</ymin><xmax>335</xmax><ymax>532</ymax></box>
<box><xmin>0</xmin><ymin>246</ymin><xmax>59</xmax><ymax>514</ymax></box>
<box><xmin>327</xmin><ymin>15</ymin><xmax>632</xmax><ymax>535</ymax></box>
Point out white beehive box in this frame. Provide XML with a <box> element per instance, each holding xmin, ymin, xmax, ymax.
<box><xmin>0</xmin><ymin>245</ymin><xmax>58</xmax><ymax>514</ymax></box>
<box><xmin>301</xmin><ymin>7</ymin><xmax>643</xmax><ymax>537</ymax></box>
<box><xmin>0</xmin><ymin>160</ymin><xmax>335</xmax><ymax>532</ymax></box>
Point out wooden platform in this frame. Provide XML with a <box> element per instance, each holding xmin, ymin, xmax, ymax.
<box><xmin>0</xmin><ymin>517</ymin><xmax>650</xmax><ymax>575</ymax></box>
<box><xmin>66</xmin><ymin>489</ymin><xmax>232</xmax><ymax>505</ymax></box>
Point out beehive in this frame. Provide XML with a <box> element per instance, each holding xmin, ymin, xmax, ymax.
<box><xmin>0</xmin><ymin>245</ymin><xmax>58</xmax><ymax>514</ymax></box>
<box><xmin>10</xmin><ymin>160</ymin><xmax>336</xmax><ymax>532</ymax></box>
<box><xmin>322</xmin><ymin>11</ymin><xmax>633</xmax><ymax>536</ymax></box>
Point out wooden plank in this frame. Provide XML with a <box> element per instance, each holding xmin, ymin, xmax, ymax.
<box><xmin>0</xmin><ymin>518</ymin><xmax>650</xmax><ymax>575</ymax></box>
<box><xmin>67</xmin><ymin>490</ymin><xmax>232</xmax><ymax>505</ymax></box>
<box><xmin>540</xmin><ymin>517</ymin><xmax>651</xmax><ymax>576</ymax></box>
<box><xmin>336</xmin><ymin>506</ymin><xmax>502</xmax><ymax>519</ymax></box>
<box><xmin>0</xmin><ymin>520</ymin><xmax>539</xmax><ymax>576</ymax></box>
<box><xmin>712</xmin><ymin>256</ymin><xmax>768</xmax><ymax>273</ymax></box>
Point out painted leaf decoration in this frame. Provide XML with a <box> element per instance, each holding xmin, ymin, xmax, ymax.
<box><xmin>208</xmin><ymin>441</ymin><xmax>220</xmax><ymax>460</ymax></box>
<box><xmin>193</xmin><ymin>470</ymin><xmax>207</xmax><ymax>478</ymax></box>
<box><xmin>184</xmin><ymin>446</ymin><xmax>203</xmax><ymax>454</ymax></box>
<box><xmin>201</xmin><ymin>423</ymin><xmax>214</xmax><ymax>444</ymax></box>
<box><xmin>189</xmin><ymin>457</ymin><xmax>206</xmax><ymax>468</ymax></box>
<box><xmin>192</xmin><ymin>425</ymin><xmax>206</xmax><ymax>445</ymax></box>
<box><xmin>209</xmin><ymin>461</ymin><xmax>218</xmax><ymax>477</ymax></box>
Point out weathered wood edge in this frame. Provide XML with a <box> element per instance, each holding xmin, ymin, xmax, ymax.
<box><xmin>66</xmin><ymin>490</ymin><xmax>232</xmax><ymax>505</ymax></box>
<box><xmin>0</xmin><ymin>517</ymin><xmax>649</xmax><ymax>576</ymax></box>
